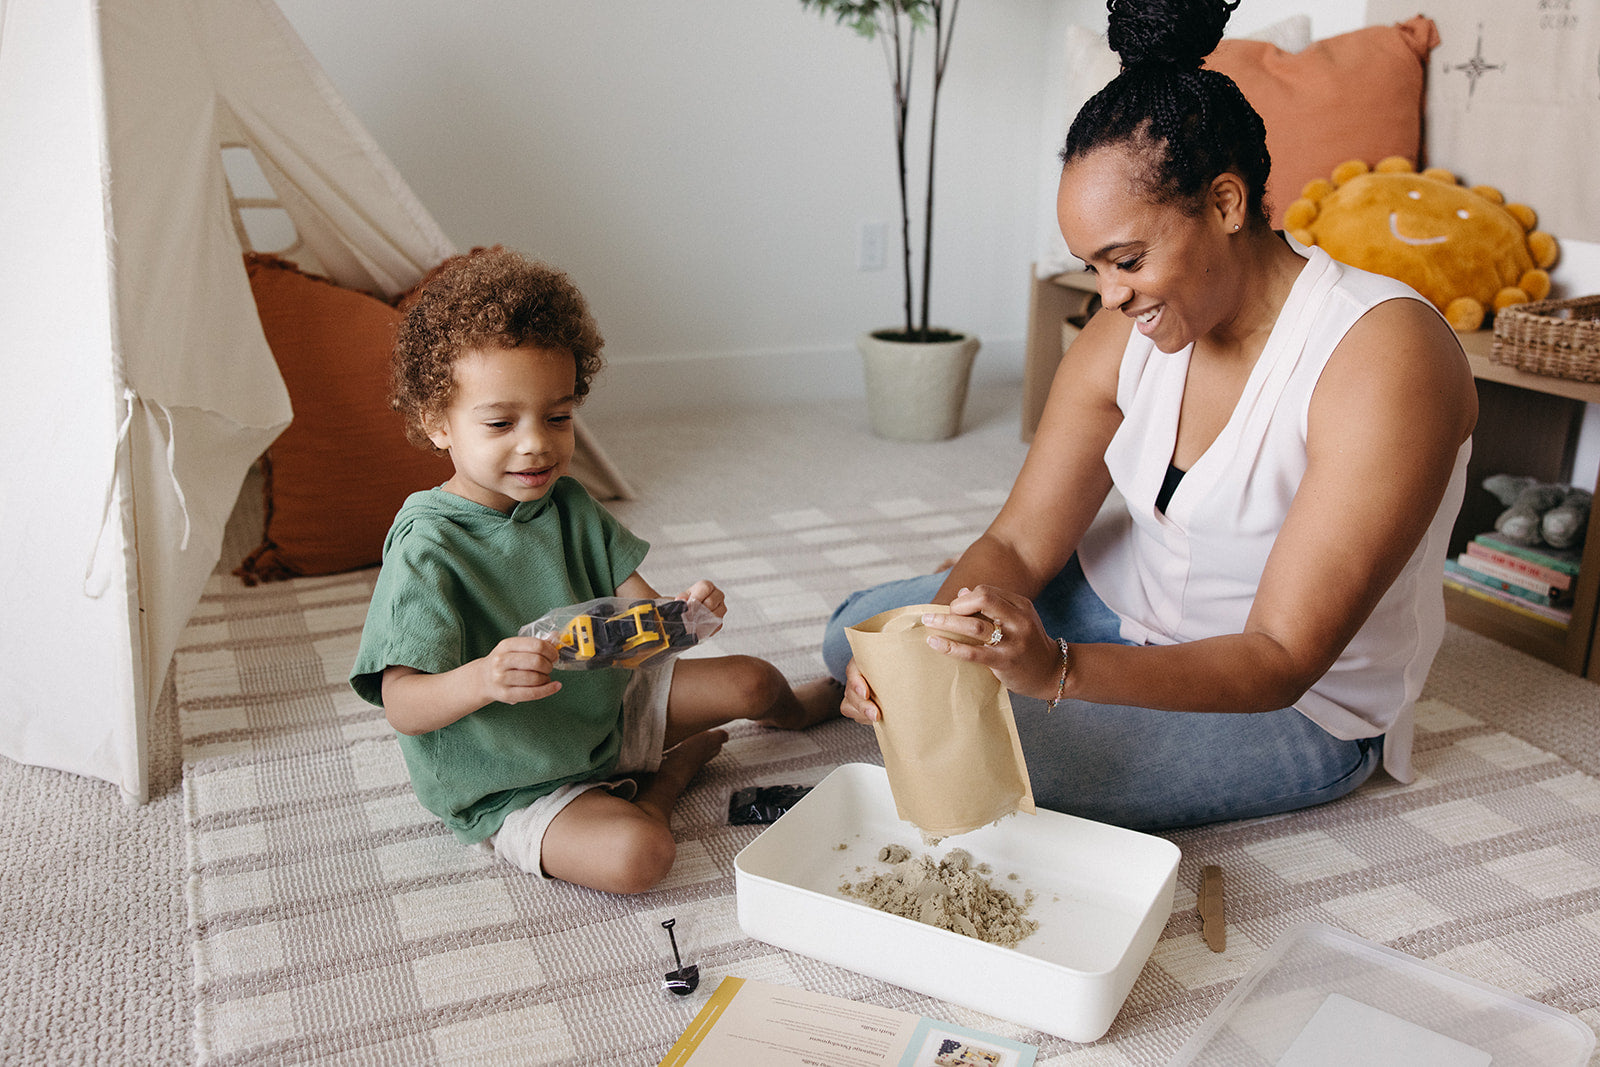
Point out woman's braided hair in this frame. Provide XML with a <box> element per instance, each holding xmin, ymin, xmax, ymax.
<box><xmin>1062</xmin><ymin>0</ymin><xmax>1271</xmax><ymax>223</ymax></box>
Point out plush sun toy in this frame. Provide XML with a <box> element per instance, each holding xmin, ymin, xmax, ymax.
<box><xmin>1285</xmin><ymin>157</ymin><xmax>1559</xmax><ymax>332</ymax></box>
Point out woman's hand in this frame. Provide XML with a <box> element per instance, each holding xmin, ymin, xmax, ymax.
<box><xmin>922</xmin><ymin>585</ymin><xmax>1064</xmax><ymax>701</ymax></box>
<box><xmin>839</xmin><ymin>659</ymin><xmax>881</xmax><ymax>724</ymax></box>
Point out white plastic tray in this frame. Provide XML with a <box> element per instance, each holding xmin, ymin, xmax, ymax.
<box><xmin>1168</xmin><ymin>922</ymin><xmax>1597</xmax><ymax>1066</ymax></box>
<box><xmin>733</xmin><ymin>762</ymin><xmax>1180</xmax><ymax>1042</ymax></box>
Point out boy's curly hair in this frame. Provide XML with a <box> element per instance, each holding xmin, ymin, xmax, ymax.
<box><xmin>392</xmin><ymin>246</ymin><xmax>604</xmax><ymax>452</ymax></box>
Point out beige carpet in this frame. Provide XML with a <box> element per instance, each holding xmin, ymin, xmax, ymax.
<box><xmin>177</xmin><ymin>474</ymin><xmax>1600</xmax><ymax>1062</ymax></box>
<box><xmin>5</xmin><ymin>385</ymin><xmax>1599</xmax><ymax>1064</ymax></box>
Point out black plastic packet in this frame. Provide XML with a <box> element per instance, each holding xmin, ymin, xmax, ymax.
<box><xmin>727</xmin><ymin>785</ymin><xmax>812</xmax><ymax>825</ymax></box>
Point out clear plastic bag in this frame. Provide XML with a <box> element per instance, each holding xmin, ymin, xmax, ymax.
<box><xmin>519</xmin><ymin>597</ymin><xmax>721</xmax><ymax>671</ymax></box>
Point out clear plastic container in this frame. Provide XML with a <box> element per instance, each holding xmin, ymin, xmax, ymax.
<box><xmin>1168</xmin><ymin>922</ymin><xmax>1596</xmax><ymax>1066</ymax></box>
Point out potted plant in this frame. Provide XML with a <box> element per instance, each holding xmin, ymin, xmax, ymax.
<box><xmin>801</xmin><ymin>0</ymin><xmax>980</xmax><ymax>441</ymax></box>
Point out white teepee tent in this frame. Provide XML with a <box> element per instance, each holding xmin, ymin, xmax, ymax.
<box><xmin>0</xmin><ymin>0</ymin><xmax>628</xmax><ymax>802</ymax></box>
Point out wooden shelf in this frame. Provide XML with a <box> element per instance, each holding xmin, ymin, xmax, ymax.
<box><xmin>1450</xmin><ymin>330</ymin><xmax>1599</xmax><ymax>679</ymax></box>
<box><xmin>1442</xmin><ymin>584</ymin><xmax>1572</xmax><ymax>664</ymax></box>
<box><xmin>1459</xmin><ymin>330</ymin><xmax>1600</xmax><ymax>406</ymax></box>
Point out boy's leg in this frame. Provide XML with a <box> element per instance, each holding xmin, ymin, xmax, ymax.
<box><xmin>662</xmin><ymin>656</ymin><xmax>839</xmax><ymax>748</ymax></box>
<box><xmin>537</xmin><ymin>729</ymin><xmax>727</xmax><ymax>895</ymax></box>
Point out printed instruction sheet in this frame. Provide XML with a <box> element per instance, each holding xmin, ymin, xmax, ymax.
<box><xmin>658</xmin><ymin>976</ymin><xmax>1037</xmax><ymax>1067</ymax></box>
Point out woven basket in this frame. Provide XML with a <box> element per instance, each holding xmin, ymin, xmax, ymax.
<box><xmin>1490</xmin><ymin>294</ymin><xmax>1600</xmax><ymax>383</ymax></box>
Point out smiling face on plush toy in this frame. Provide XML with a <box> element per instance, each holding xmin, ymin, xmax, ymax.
<box><xmin>1285</xmin><ymin>158</ymin><xmax>1559</xmax><ymax>331</ymax></box>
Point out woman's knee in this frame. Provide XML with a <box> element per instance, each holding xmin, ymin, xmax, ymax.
<box><xmin>821</xmin><ymin>614</ymin><xmax>853</xmax><ymax>680</ymax></box>
<box><xmin>1018</xmin><ymin>703</ymin><xmax>1382</xmax><ymax>831</ymax></box>
<box><xmin>822</xmin><ymin>571</ymin><xmax>947</xmax><ymax>679</ymax></box>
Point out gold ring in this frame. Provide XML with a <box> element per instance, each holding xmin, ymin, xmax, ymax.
<box><xmin>986</xmin><ymin>625</ymin><xmax>1004</xmax><ymax>646</ymax></box>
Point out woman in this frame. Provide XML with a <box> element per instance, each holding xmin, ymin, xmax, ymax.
<box><xmin>821</xmin><ymin>0</ymin><xmax>1477</xmax><ymax>830</ymax></box>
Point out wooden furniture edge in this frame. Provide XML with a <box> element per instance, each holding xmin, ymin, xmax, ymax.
<box><xmin>1456</xmin><ymin>329</ymin><xmax>1600</xmax><ymax>678</ymax></box>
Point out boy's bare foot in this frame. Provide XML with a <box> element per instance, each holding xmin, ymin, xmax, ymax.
<box><xmin>659</xmin><ymin>729</ymin><xmax>727</xmax><ymax>787</ymax></box>
<box><xmin>763</xmin><ymin>677</ymin><xmax>845</xmax><ymax>731</ymax></box>
<box><xmin>635</xmin><ymin>729</ymin><xmax>727</xmax><ymax>822</ymax></box>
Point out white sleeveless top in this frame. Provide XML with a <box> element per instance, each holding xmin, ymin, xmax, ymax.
<box><xmin>1078</xmin><ymin>242</ymin><xmax>1470</xmax><ymax>782</ymax></box>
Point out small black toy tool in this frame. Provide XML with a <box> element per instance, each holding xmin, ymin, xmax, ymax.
<box><xmin>661</xmin><ymin>918</ymin><xmax>699</xmax><ymax>996</ymax></box>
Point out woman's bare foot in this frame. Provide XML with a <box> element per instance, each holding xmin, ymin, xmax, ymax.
<box><xmin>760</xmin><ymin>677</ymin><xmax>845</xmax><ymax>731</ymax></box>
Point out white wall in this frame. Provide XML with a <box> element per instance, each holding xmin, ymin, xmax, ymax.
<box><xmin>276</xmin><ymin>0</ymin><xmax>1053</xmax><ymax>411</ymax></box>
<box><xmin>276</xmin><ymin>0</ymin><xmax>1599</xmax><ymax>478</ymax></box>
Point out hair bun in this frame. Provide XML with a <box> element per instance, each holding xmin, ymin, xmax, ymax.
<box><xmin>1107</xmin><ymin>0</ymin><xmax>1235</xmax><ymax>71</ymax></box>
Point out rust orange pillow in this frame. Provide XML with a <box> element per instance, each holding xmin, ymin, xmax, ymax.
<box><xmin>1208</xmin><ymin>17</ymin><xmax>1439</xmax><ymax>229</ymax></box>
<box><xmin>236</xmin><ymin>255</ymin><xmax>452</xmax><ymax>583</ymax></box>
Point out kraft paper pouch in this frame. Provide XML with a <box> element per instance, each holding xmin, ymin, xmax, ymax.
<box><xmin>846</xmin><ymin>604</ymin><xmax>1035</xmax><ymax>838</ymax></box>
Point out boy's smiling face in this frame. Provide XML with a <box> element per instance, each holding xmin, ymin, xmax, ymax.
<box><xmin>426</xmin><ymin>344</ymin><xmax>578</xmax><ymax>513</ymax></box>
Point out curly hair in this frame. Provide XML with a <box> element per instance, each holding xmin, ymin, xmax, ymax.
<box><xmin>391</xmin><ymin>247</ymin><xmax>604</xmax><ymax>452</ymax></box>
<box><xmin>1062</xmin><ymin>0</ymin><xmax>1271</xmax><ymax>224</ymax></box>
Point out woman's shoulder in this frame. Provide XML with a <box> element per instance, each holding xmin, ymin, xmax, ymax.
<box><xmin>1323</xmin><ymin>253</ymin><xmax>1429</xmax><ymax>308</ymax></box>
<box><xmin>1048</xmin><ymin>304</ymin><xmax>1137</xmax><ymax>417</ymax></box>
<box><xmin>1319</xmin><ymin>295</ymin><xmax>1477</xmax><ymax>445</ymax></box>
<box><xmin>1304</xmin><ymin>244</ymin><xmax>1466</xmax><ymax>379</ymax></box>
<box><xmin>1335</xmin><ymin>293</ymin><xmax>1466</xmax><ymax>373</ymax></box>
<box><xmin>1067</xmin><ymin>304</ymin><xmax>1137</xmax><ymax>375</ymax></box>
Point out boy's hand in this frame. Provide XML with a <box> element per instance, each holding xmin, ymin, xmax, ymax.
<box><xmin>678</xmin><ymin>580</ymin><xmax>727</xmax><ymax>619</ymax></box>
<box><xmin>477</xmin><ymin>635</ymin><xmax>562</xmax><ymax>705</ymax></box>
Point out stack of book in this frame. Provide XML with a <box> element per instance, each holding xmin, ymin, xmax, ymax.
<box><xmin>1443</xmin><ymin>532</ymin><xmax>1580</xmax><ymax>627</ymax></box>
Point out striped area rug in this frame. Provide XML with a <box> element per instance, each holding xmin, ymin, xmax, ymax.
<box><xmin>179</xmin><ymin>494</ymin><xmax>1600</xmax><ymax>1064</ymax></box>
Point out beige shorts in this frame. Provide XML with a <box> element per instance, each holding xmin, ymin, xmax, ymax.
<box><xmin>486</xmin><ymin>661</ymin><xmax>673</xmax><ymax>879</ymax></box>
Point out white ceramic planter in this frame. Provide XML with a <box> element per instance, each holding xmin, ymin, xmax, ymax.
<box><xmin>856</xmin><ymin>330</ymin><xmax>981</xmax><ymax>442</ymax></box>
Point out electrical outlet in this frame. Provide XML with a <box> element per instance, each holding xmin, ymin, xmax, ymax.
<box><xmin>858</xmin><ymin>221</ymin><xmax>888</xmax><ymax>272</ymax></box>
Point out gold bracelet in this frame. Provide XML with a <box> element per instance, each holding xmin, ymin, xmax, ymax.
<box><xmin>1047</xmin><ymin>638</ymin><xmax>1072</xmax><ymax>710</ymax></box>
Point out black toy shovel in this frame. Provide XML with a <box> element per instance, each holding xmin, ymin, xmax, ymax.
<box><xmin>661</xmin><ymin>918</ymin><xmax>699</xmax><ymax>996</ymax></box>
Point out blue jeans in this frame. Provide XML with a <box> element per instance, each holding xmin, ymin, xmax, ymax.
<box><xmin>821</xmin><ymin>558</ymin><xmax>1382</xmax><ymax>832</ymax></box>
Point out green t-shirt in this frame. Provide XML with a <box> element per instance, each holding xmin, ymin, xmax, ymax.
<box><xmin>350</xmin><ymin>478</ymin><xmax>649</xmax><ymax>843</ymax></box>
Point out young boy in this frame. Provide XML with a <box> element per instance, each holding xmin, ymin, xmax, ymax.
<box><xmin>351</xmin><ymin>248</ymin><xmax>837</xmax><ymax>895</ymax></box>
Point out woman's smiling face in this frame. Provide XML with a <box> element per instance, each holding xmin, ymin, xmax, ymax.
<box><xmin>1057</xmin><ymin>144</ymin><xmax>1225</xmax><ymax>354</ymax></box>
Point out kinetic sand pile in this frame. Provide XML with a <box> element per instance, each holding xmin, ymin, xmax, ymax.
<box><xmin>840</xmin><ymin>844</ymin><xmax>1038</xmax><ymax>947</ymax></box>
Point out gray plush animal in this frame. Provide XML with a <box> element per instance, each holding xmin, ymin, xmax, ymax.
<box><xmin>1482</xmin><ymin>474</ymin><xmax>1592</xmax><ymax>549</ymax></box>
